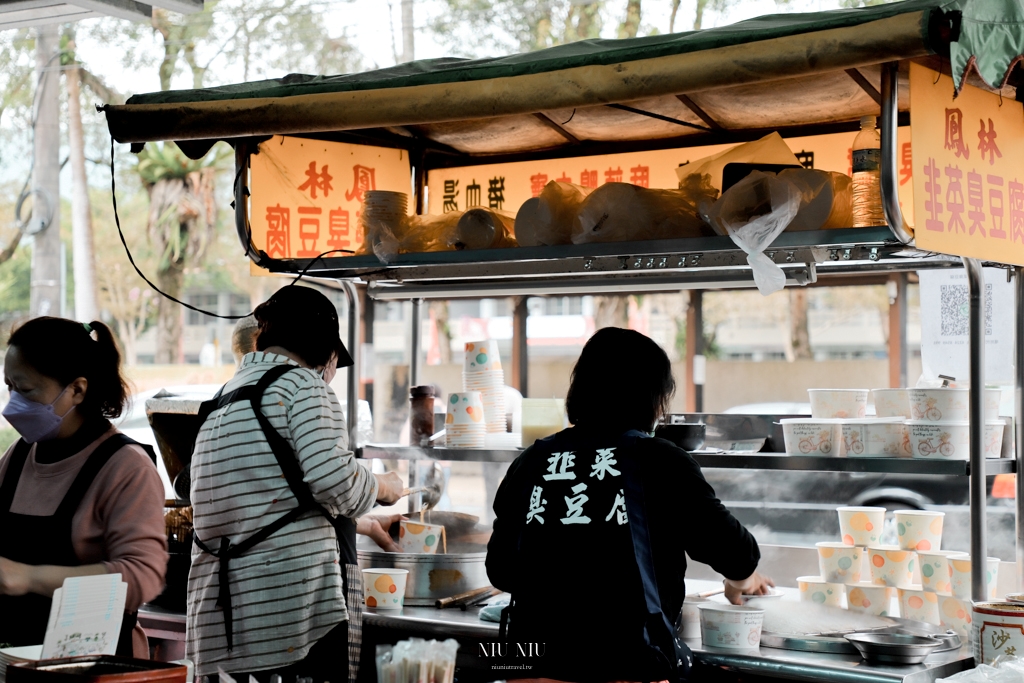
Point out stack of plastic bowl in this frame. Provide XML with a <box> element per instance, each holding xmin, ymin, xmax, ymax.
<box><xmin>463</xmin><ymin>340</ymin><xmax>507</xmax><ymax>436</ymax></box>
<box><xmin>445</xmin><ymin>391</ymin><xmax>486</xmax><ymax>448</ymax></box>
<box><xmin>905</xmin><ymin>388</ymin><xmax>1004</xmax><ymax>460</ymax></box>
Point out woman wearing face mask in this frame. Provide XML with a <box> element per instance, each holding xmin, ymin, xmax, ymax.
<box><xmin>0</xmin><ymin>318</ymin><xmax>168</xmax><ymax>656</ymax></box>
<box><xmin>188</xmin><ymin>285</ymin><xmax>405</xmax><ymax>683</ymax></box>
<box><xmin>487</xmin><ymin>327</ymin><xmax>772</xmax><ymax>683</ymax></box>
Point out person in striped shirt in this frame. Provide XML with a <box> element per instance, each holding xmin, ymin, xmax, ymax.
<box><xmin>188</xmin><ymin>286</ymin><xmax>404</xmax><ymax>683</ymax></box>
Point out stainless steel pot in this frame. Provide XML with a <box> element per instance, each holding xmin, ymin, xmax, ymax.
<box><xmin>357</xmin><ymin>550</ymin><xmax>489</xmax><ymax>606</ymax></box>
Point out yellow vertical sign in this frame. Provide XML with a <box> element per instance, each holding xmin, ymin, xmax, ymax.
<box><xmin>911</xmin><ymin>62</ymin><xmax>1024</xmax><ymax>265</ymax></box>
<box><xmin>249</xmin><ymin>136</ymin><xmax>411</xmax><ymax>275</ymax></box>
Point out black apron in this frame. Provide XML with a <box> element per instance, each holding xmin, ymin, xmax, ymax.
<box><xmin>0</xmin><ymin>433</ymin><xmax>140</xmax><ymax>655</ymax></box>
<box><xmin>192</xmin><ymin>364</ymin><xmax>362</xmax><ymax>683</ymax></box>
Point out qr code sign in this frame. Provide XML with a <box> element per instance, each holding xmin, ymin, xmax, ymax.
<box><xmin>940</xmin><ymin>284</ymin><xmax>993</xmax><ymax>336</ymax></box>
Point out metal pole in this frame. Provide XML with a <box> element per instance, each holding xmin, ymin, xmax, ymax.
<box><xmin>1016</xmin><ymin>266</ymin><xmax>1024</xmax><ymax>591</ymax></box>
<box><xmin>964</xmin><ymin>257</ymin><xmax>987</xmax><ymax>602</ymax></box>
<box><xmin>512</xmin><ymin>297</ymin><xmax>529</xmax><ymax>395</ymax></box>
<box><xmin>879</xmin><ymin>62</ymin><xmax>914</xmax><ymax>245</ymax></box>
<box><xmin>410</xmin><ymin>297</ymin><xmax>423</xmax><ymax>387</ymax></box>
<box><xmin>341</xmin><ymin>280</ymin><xmax>361</xmax><ymax>443</ymax></box>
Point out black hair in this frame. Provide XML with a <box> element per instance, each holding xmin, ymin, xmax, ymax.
<box><xmin>8</xmin><ymin>317</ymin><xmax>130</xmax><ymax>420</ymax></box>
<box><xmin>565</xmin><ymin>327</ymin><xmax>675</xmax><ymax>433</ymax></box>
<box><xmin>254</xmin><ymin>285</ymin><xmax>345</xmax><ymax>368</ymax></box>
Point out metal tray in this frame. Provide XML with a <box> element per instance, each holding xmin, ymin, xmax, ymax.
<box><xmin>845</xmin><ymin>633</ymin><xmax>943</xmax><ymax>665</ymax></box>
<box><xmin>760</xmin><ymin>619</ymin><xmax>960</xmax><ymax>656</ymax></box>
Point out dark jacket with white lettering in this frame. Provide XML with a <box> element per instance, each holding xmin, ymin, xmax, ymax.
<box><xmin>487</xmin><ymin>427</ymin><xmax>760</xmax><ymax>682</ymax></box>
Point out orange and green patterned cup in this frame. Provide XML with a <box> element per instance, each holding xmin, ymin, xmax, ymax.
<box><xmin>939</xmin><ymin>594</ymin><xmax>973</xmax><ymax>639</ymax></box>
<box><xmin>846</xmin><ymin>582</ymin><xmax>894</xmax><ymax>616</ymax></box>
<box><xmin>817</xmin><ymin>542</ymin><xmax>863</xmax><ymax>584</ymax></box>
<box><xmin>837</xmin><ymin>506</ymin><xmax>885</xmax><ymax>547</ymax></box>
<box><xmin>398</xmin><ymin>520</ymin><xmax>444</xmax><ymax>554</ymax></box>
<box><xmin>797</xmin><ymin>576</ymin><xmax>845</xmax><ymax>607</ymax></box>
<box><xmin>948</xmin><ymin>554</ymin><xmax>1000</xmax><ymax>600</ymax></box>
<box><xmin>897</xmin><ymin>586</ymin><xmax>941</xmax><ymax>625</ymax></box>
<box><xmin>868</xmin><ymin>546</ymin><xmax>916</xmax><ymax>587</ymax></box>
<box><xmin>362</xmin><ymin>568</ymin><xmax>408</xmax><ymax>609</ymax></box>
<box><xmin>917</xmin><ymin>550</ymin><xmax>960</xmax><ymax>593</ymax></box>
<box><xmin>894</xmin><ymin>510</ymin><xmax>944</xmax><ymax>551</ymax></box>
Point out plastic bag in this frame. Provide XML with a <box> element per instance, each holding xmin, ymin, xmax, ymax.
<box><xmin>702</xmin><ymin>171</ymin><xmax>802</xmax><ymax>296</ymax></box>
<box><xmin>515</xmin><ymin>180</ymin><xmax>593</xmax><ymax>246</ymax></box>
<box><xmin>359</xmin><ymin>212</ymin><xmax>461</xmax><ymax>263</ymax></box>
<box><xmin>676</xmin><ymin>132</ymin><xmax>801</xmax><ymax>191</ymax></box>
<box><xmin>572</xmin><ymin>175</ymin><xmax>719</xmax><ymax>244</ymax></box>
<box><xmin>779</xmin><ymin>168</ymin><xmax>853</xmax><ymax>232</ymax></box>
<box><xmin>938</xmin><ymin>655</ymin><xmax>1024</xmax><ymax>681</ymax></box>
<box><xmin>450</xmin><ymin>208</ymin><xmax>517</xmax><ymax>250</ymax></box>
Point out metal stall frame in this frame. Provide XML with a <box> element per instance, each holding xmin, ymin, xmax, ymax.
<box><xmin>107</xmin><ymin>0</ymin><xmax>1024</xmax><ymax>605</ymax></box>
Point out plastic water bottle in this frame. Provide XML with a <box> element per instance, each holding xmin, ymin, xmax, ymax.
<box><xmin>852</xmin><ymin>115</ymin><xmax>886</xmax><ymax>227</ymax></box>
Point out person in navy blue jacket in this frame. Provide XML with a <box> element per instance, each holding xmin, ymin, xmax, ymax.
<box><xmin>487</xmin><ymin>327</ymin><xmax>772</xmax><ymax>683</ymax></box>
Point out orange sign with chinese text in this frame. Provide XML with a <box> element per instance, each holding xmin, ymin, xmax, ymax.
<box><xmin>426</xmin><ymin>130</ymin><xmax>915</xmax><ymax>227</ymax></box>
<box><xmin>911</xmin><ymin>62</ymin><xmax>1024</xmax><ymax>265</ymax></box>
<box><xmin>249</xmin><ymin>136</ymin><xmax>411</xmax><ymax>275</ymax></box>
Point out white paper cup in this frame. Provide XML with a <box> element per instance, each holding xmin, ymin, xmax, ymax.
<box><xmin>362</xmin><ymin>568</ymin><xmax>409</xmax><ymax>609</ymax></box>
<box><xmin>939</xmin><ymin>594</ymin><xmax>973</xmax><ymax>639</ymax></box>
<box><xmin>837</xmin><ymin>506</ymin><xmax>886</xmax><ymax>547</ymax></box>
<box><xmin>697</xmin><ymin>604</ymin><xmax>765</xmax><ymax>649</ymax></box>
<box><xmin>817</xmin><ymin>542</ymin><xmax>864</xmax><ymax>584</ymax></box>
<box><xmin>872</xmin><ymin>389</ymin><xmax>910</xmax><ymax>418</ymax></box>
<box><xmin>894</xmin><ymin>510</ymin><xmax>944</xmax><ymax>552</ymax></box>
<box><xmin>846</xmin><ymin>582</ymin><xmax>895</xmax><ymax>616</ymax></box>
<box><xmin>918</xmin><ymin>550</ymin><xmax>960</xmax><ymax>593</ymax></box>
<box><xmin>949</xmin><ymin>554</ymin><xmax>1000</xmax><ymax>600</ymax></box>
<box><xmin>464</xmin><ymin>340</ymin><xmax>503</xmax><ymax>373</ymax></box>
<box><xmin>797</xmin><ymin>576</ymin><xmax>845</xmax><ymax>607</ymax></box>
<box><xmin>446</xmin><ymin>391</ymin><xmax>485</xmax><ymax>426</ymax></box>
<box><xmin>679</xmin><ymin>597</ymin><xmax>709</xmax><ymax>640</ymax></box>
<box><xmin>808</xmin><ymin>389</ymin><xmax>868</xmax><ymax>419</ymax></box>
<box><xmin>897</xmin><ymin>585</ymin><xmax>941</xmax><ymax>625</ymax></box>
<box><xmin>398</xmin><ymin>520</ymin><xmax>444</xmax><ymax>554</ymax></box>
<box><xmin>781</xmin><ymin>419</ymin><xmax>840</xmax><ymax>456</ymax></box>
<box><xmin>867</xmin><ymin>546</ymin><xmax>916</xmax><ymax>587</ymax></box>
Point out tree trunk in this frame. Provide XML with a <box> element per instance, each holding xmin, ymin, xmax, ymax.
<box><xmin>155</xmin><ymin>249</ymin><xmax>185</xmax><ymax>364</ymax></box>
<box><xmin>693</xmin><ymin>0</ymin><xmax>710</xmax><ymax>30</ymax></box>
<box><xmin>788</xmin><ymin>288</ymin><xmax>813</xmax><ymax>361</ymax></box>
<box><xmin>618</xmin><ymin>0</ymin><xmax>642</xmax><ymax>38</ymax></box>
<box><xmin>117</xmin><ymin>318</ymin><xmax>138</xmax><ymax>367</ymax></box>
<box><xmin>594</xmin><ymin>296</ymin><xmax>629</xmax><ymax>331</ymax></box>
<box><xmin>669</xmin><ymin>0</ymin><xmax>682</xmax><ymax>32</ymax></box>
<box><xmin>66</xmin><ymin>60</ymin><xmax>99</xmax><ymax>323</ymax></box>
<box><xmin>400</xmin><ymin>0</ymin><xmax>415</xmax><ymax>63</ymax></box>
<box><xmin>575</xmin><ymin>3</ymin><xmax>602</xmax><ymax>39</ymax></box>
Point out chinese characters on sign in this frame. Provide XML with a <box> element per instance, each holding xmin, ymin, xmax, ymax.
<box><xmin>249</xmin><ymin>136</ymin><xmax>411</xmax><ymax>273</ymax></box>
<box><xmin>912</xmin><ymin>63</ymin><xmax>1024</xmax><ymax>265</ymax></box>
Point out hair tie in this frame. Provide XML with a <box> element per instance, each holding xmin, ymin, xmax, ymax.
<box><xmin>83</xmin><ymin>323</ymin><xmax>93</xmax><ymax>334</ymax></box>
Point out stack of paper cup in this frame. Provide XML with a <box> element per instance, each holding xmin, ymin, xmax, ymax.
<box><xmin>361</xmin><ymin>191</ymin><xmax>408</xmax><ymax>235</ymax></box>
<box><xmin>463</xmin><ymin>341</ymin><xmax>507</xmax><ymax>434</ymax></box>
<box><xmin>445</xmin><ymin>392</ymin><xmax>486</xmax><ymax>448</ymax></box>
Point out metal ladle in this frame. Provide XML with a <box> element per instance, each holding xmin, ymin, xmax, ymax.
<box><xmin>402</xmin><ymin>461</ymin><xmax>445</xmax><ymax>510</ymax></box>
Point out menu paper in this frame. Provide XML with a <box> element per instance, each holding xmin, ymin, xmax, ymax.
<box><xmin>41</xmin><ymin>574</ymin><xmax>127</xmax><ymax>659</ymax></box>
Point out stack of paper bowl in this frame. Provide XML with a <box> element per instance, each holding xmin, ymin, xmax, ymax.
<box><xmin>838</xmin><ymin>418</ymin><xmax>908</xmax><ymax>458</ymax></box>
<box><xmin>463</xmin><ymin>340</ymin><xmax>507</xmax><ymax>435</ymax></box>
<box><xmin>781</xmin><ymin>418</ymin><xmax>841</xmax><ymax>456</ymax></box>
<box><xmin>872</xmin><ymin>388</ymin><xmax>910</xmax><ymax>418</ymax></box>
<box><xmin>361</xmin><ymin>190</ymin><xmax>408</xmax><ymax>234</ymax></box>
<box><xmin>835</xmin><ymin>506</ymin><xmax>893</xmax><ymax>615</ymax></box>
<box><xmin>445</xmin><ymin>391</ymin><xmax>486</xmax><ymax>448</ymax></box>
<box><xmin>808</xmin><ymin>389</ymin><xmax>869</xmax><ymax>418</ymax></box>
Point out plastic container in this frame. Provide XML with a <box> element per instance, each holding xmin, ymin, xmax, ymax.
<box><xmin>852</xmin><ymin>115</ymin><xmax>884</xmax><ymax>228</ymax></box>
<box><xmin>521</xmin><ymin>398</ymin><xmax>566</xmax><ymax>447</ymax></box>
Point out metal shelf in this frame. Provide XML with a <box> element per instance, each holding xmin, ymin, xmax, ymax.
<box><xmin>360</xmin><ymin>445</ymin><xmax>1016</xmax><ymax>475</ymax></box>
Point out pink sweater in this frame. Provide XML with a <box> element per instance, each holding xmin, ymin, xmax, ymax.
<box><xmin>0</xmin><ymin>427</ymin><xmax>168</xmax><ymax>655</ymax></box>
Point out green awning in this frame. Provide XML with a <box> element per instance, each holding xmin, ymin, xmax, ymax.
<box><xmin>102</xmin><ymin>0</ymin><xmax>1024</xmax><ymax>158</ymax></box>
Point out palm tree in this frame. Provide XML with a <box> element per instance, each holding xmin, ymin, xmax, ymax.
<box><xmin>136</xmin><ymin>142</ymin><xmax>223</xmax><ymax>363</ymax></box>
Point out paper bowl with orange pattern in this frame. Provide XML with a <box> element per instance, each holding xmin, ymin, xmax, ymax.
<box><xmin>846</xmin><ymin>582</ymin><xmax>894</xmax><ymax>616</ymax></box>
<box><xmin>867</xmin><ymin>546</ymin><xmax>916</xmax><ymax>588</ymax></box>
<box><xmin>894</xmin><ymin>510</ymin><xmax>944</xmax><ymax>552</ymax></box>
<box><xmin>897</xmin><ymin>585</ymin><xmax>941</xmax><ymax>625</ymax></box>
<box><xmin>362</xmin><ymin>568</ymin><xmax>409</xmax><ymax>609</ymax></box>
<box><xmin>837</xmin><ymin>506</ymin><xmax>885</xmax><ymax>547</ymax></box>
<box><xmin>398</xmin><ymin>520</ymin><xmax>445</xmax><ymax>554</ymax></box>
<box><xmin>939</xmin><ymin>594</ymin><xmax>973</xmax><ymax>640</ymax></box>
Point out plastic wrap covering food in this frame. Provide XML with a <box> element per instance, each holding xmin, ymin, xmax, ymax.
<box><xmin>702</xmin><ymin>171</ymin><xmax>802</xmax><ymax>296</ymax></box>
<box><xmin>358</xmin><ymin>212</ymin><xmax>461</xmax><ymax>263</ymax></box>
<box><xmin>515</xmin><ymin>180</ymin><xmax>593</xmax><ymax>246</ymax></box>
<box><xmin>676</xmin><ymin>132</ymin><xmax>802</xmax><ymax>191</ymax></box>
<box><xmin>571</xmin><ymin>176</ymin><xmax>719</xmax><ymax>244</ymax></box>
<box><xmin>780</xmin><ymin>168</ymin><xmax>854</xmax><ymax>231</ymax></box>
<box><xmin>449</xmin><ymin>208</ymin><xmax>517</xmax><ymax>250</ymax></box>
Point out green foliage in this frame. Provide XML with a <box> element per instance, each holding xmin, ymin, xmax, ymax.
<box><xmin>0</xmin><ymin>243</ymin><xmax>31</xmax><ymax>317</ymax></box>
<box><xmin>0</xmin><ymin>428</ymin><xmax>19</xmax><ymax>455</ymax></box>
<box><xmin>136</xmin><ymin>142</ymin><xmax>215</xmax><ymax>185</ymax></box>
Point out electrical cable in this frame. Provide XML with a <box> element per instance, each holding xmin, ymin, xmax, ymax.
<box><xmin>109</xmin><ymin>137</ymin><xmax>357</xmax><ymax>320</ymax></box>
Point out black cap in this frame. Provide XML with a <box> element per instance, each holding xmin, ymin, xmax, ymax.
<box><xmin>256</xmin><ymin>285</ymin><xmax>354</xmax><ymax>368</ymax></box>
